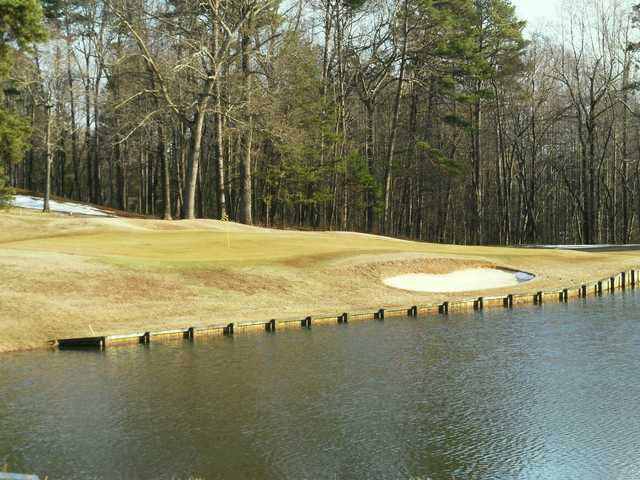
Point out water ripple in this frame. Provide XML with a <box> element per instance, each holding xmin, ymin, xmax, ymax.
<box><xmin>1</xmin><ymin>292</ymin><xmax>640</xmax><ymax>479</ymax></box>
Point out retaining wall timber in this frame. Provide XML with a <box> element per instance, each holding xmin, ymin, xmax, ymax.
<box><xmin>53</xmin><ymin>269</ymin><xmax>640</xmax><ymax>350</ymax></box>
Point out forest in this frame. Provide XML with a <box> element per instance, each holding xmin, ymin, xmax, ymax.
<box><xmin>1</xmin><ymin>0</ymin><xmax>640</xmax><ymax>245</ymax></box>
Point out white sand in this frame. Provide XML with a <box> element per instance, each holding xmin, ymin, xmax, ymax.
<box><xmin>383</xmin><ymin>268</ymin><xmax>533</xmax><ymax>293</ymax></box>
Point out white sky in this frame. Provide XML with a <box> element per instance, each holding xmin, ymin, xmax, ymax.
<box><xmin>511</xmin><ymin>0</ymin><xmax>637</xmax><ymax>36</ymax></box>
<box><xmin>511</xmin><ymin>0</ymin><xmax>561</xmax><ymax>30</ymax></box>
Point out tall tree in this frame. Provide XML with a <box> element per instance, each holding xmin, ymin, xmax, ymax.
<box><xmin>466</xmin><ymin>0</ymin><xmax>526</xmax><ymax>244</ymax></box>
<box><xmin>0</xmin><ymin>0</ymin><xmax>46</xmax><ymax>195</ymax></box>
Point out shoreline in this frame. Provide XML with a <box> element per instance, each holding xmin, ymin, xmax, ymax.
<box><xmin>2</xmin><ymin>209</ymin><xmax>640</xmax><ymax>354</ymax></box>
<box><xmin>39</xmin><ymin>268</ymin><xmax>640</xmax><ymax>352</ymax></box>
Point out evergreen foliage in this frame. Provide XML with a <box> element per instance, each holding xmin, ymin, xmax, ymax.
<box><xmin>1</xmin><ymin>0</ymin><xmax>638</xmax><ymax>245</ymax></box>
<box><xmin>0</xmin><ymin>165</ymin><xmax>13</xmax><ymax>207</ymax></box>
<box><xmin>0</xmin><ymin>0</ymin><xmax>45</xmax><ymax>182</ymax></box>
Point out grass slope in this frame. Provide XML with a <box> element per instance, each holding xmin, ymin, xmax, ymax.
<box><xmin>1</xmin><ymin>208</ymin><xmax>638</xmax><ymax>352</ymax></box>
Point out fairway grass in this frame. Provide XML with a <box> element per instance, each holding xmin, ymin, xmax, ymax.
<box><xmin>1</xmin><ymin>208</ymin><xmax>639</xmax><ymax>353</ymax></box>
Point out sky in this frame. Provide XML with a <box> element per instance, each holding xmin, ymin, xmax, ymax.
<box><xmin>511</xmin><ymin>0</ymin><xmax>561</xmax><ymax>28</ymax></box>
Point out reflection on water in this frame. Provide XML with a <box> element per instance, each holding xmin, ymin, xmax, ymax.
<box><xmin>2</xmin><ymin>291</ymin><xmax>640</xmax><ymax>479</ymax></box>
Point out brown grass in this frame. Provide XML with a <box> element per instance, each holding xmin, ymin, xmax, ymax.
<box><xmin>1</xmin><ymin>207</ymin><xmax>639</xmax><ymax>353</ymax></box>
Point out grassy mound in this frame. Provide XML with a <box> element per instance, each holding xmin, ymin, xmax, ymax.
<box><xmin>1</xmin><ymin>207</ymin><xmax>638</xmax><ymax>352</ymax></box>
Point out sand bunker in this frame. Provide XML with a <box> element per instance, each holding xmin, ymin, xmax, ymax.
<box><xmin>383</xmin><ymin>268</ymin><xmax>534</xmax><ymax>293</ymax></box>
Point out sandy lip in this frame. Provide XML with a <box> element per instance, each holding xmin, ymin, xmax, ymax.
<box><xmin>383</xmin><ymin>268</ymin><xmax>534</xmax><ymax>293</ymax></box>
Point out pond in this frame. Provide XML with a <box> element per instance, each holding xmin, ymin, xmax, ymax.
<box><xmin>2</xmin><ymin>291</ymin><xmax>640</xmax><ymax>479</ymax></box>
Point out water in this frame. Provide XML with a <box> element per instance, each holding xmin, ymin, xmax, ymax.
<box><xmin>2</xmin><ymin>292</ymin><xmax>640</xmax><ymax>479</ymax></box>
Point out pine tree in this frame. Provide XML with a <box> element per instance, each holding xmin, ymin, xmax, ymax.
<box><xmin>0</xmin><ymin>165</ymin><xmax>13</xmax><ymax>207</ymax></box>
<box><xmin>0</xmin><ymin>0</ymin><xmax>46</xmax><ymax>199</ymax></box>
<box><xmin>465</xmin><ymin>0</ymin><xmax>527</xmax><ymax>243</ymax></box>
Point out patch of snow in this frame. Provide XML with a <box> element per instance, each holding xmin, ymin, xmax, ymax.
<box><xmin>537</xmin><ymin>244</ymin><xmax>612</xmax><ymax>249</ymax></box>
<box><xmin>533</xmin><ymin>244</ymin><xmax>640</xmax><ymax>251</ymax></box>
<box><xmin>383</xmin><ymin>268</ymin><xmax>534</xmax><ymax>293</ymax></box>
<box><xmin>11</xmin><ymin>195</ymin><xmax>111</xmax><ymax>217</ymax></box>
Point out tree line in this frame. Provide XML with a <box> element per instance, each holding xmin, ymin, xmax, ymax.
<box><xmin>2</xmin><ymin>0</ymin><xmax>640</xmax><ymax>245</ymax></box>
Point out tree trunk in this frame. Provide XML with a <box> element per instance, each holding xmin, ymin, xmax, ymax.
<box><xmin>159</xmin><ymin>124</ymin><xmax>172</xmax><ymax>219</ymax></box>
<box><xmin>65</xmin><ymin>37</ymin><xmax>79</xmax><ymax>200</ymax></box>
<box><xmin>365</xmin><ymin>100</ymin><xmax>376</xmax><ymax>233</ymax></box>
<box><xmin>43</xmin><ymin>106</ymin><xmax>53</xmax><ymax>213</ymax></box>
<box><xmin>92</xmin><ymin>70</ymin><xmax>102</xmax><ymax>204</ymax></box>
<box><xmin>84</xmin><ymin>59</ymin><xmax>93</xmax><ymax>203</ymax></box>
<box><xmin>471</xmin><ymin>89</ymin><xmax>483</xmax><ymax>244</ymax></box>
<box><xmin>382</xmin><ymin>0</ymin><xmax>408</xmax><ymax>234</ymax></box>
<box><xmin>212</xmin><ymin>4</ymin><xmax>227</xmax><ymax>220</ymax></box>
<box><xmin>184</xmin><ymin>108</ymin><xmax>206</xmax><ymax>219</ymax></box>
<box><xmin>240</xmin><ymin>19</ymin><xmax>253</xmax><ymax>225</ymax></box>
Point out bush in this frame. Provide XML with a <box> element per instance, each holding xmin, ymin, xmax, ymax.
<box><xmin>0</xmin><ymin>166</ymin><xmax>14</xmax><ymax>208</ymax></box>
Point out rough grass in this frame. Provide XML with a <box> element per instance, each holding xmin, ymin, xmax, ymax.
<box><xmin>1</xmin><ymin>207</ymin><xmax>638</xmax><ymax>353</ymax></box>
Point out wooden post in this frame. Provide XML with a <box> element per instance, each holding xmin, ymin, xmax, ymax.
<box><xmin>265</xmin><ymin>319</ymin><xmax>276</xmax><ymax>332</ymax></box>
<box><xmin>534</xmin><ymin>291</ymin><xmax>543</xmax><ymax>305</ymax></box>
<box><xmin>58</xmin><ymin>336</ymin><xmax>106</xmax><ymax>350</ymax></box>
<box><xmin>610</xmin><ymin>277</ymin><xmax>615</xmax><ymax>292</ymax></box>
<box><xmin>223</xmin><ymin>323</ymin><xmax>234</xmax><ymax>336</ymax></box>
<box><xmin>301</xmin><ymin>316</ymin><xmax>312</xmax><ymax>328</ymax></box>
<box><xmin>439</xmin><ymin>302</ymin><xmax>449</xmax><ymax>314</ymax></box>
<box><xmin>184</xmin><ymin>327</ymin><xmax>195</xmax><ymax>340</ymax></box>
<box><xmin>374</xmin><ymin>308</ymin><xmax>385</xmax><ymax>320</ymax></box>
<box><xmin>338</xmin><ymin>312</ymin><xmax>348</xmax><ymax>324</ymax></box>
<box><xmin>563</xmin><ymin>289</ymin><xmax>568</xmax><ymax>302</ymax></box>
<box><xmin>597</xmin><ymin>281</ymin><xmax>603</xmax><ymax>295</ymax></box>
<box><xmin>621</xmin><ymin>272</ymin><xmax>626</xmax><ymax>289</ymax></box>
<box><xmin>407</xmin><ymin>305</ymin><xmax>418</xmax><ymax>317</ymax></box>
<box><xmin>474</xmin><ymin>297</ymin><xmax>484</xmax><ymax>311</ymax></box>
<box><xmin>632</xmin><ymin>270</ymin><xmax>636</xmax><ymax>287</ymax></box>
<box><xmin>139</xmin><ymin>332</ymin><xmax>150</xmax><ymax>344</ymax></box>
<box><xmin>581</xmin><ymin>285</ymin><xmax>587</xmax><ymax>298</ymax></box>
<box><xmin>503</xmin><ymin>294</ymin><xmax>513</xmax><ymax>308</ymax></box>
